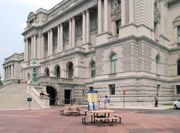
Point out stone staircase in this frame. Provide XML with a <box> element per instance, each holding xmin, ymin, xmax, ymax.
<box><xmin>0</xmin><ymin>83</ymin><xmax>41</xmax><ymax>110</ymax></box>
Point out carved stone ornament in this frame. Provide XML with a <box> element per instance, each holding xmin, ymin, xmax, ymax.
<box><xmin>112</xmin><ymin>0</ymin><xmax>121</xmax><ymax>19</ymax></box>
<box><xmin>154</xmin><ymin>5</ymin><xmax>161</xmax><ymax>23</ymax></box>
<box><xmin>28</xmin><ymin>12</ymin><xmax>35</xmax><ymax>20</ymax></box>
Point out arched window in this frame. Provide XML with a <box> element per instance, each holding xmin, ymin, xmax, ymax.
<box><xmin>67</xmin><ymin>62</ymin><xmax>73</xmax><ymax>78</ymax></box>
<box><xmin>177</xmin><ymin>59</ymin><xmax>180</xmax><ymax>75</ymax></box>
<box><xmin>54</xmin><ymin>65</ymin><xmax>60</xmax><ymax>78</ymax></box>
<box><xmin>110</xmin><ymin>53</ymin><xmax>117</xmax><ymax>73</ymax></box>
<box><xmin>44</xmin><ymin>67</ymin><xmax>49</xmax><ymax>77</ymax></box>
<box><xmin>90</xmin><ymin>61</ymin><xmax>96</xmax><ymax>78</ymax></box>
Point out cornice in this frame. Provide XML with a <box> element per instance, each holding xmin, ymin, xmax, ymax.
<box><xmin>23</xmin><ymin>0</ymin><xmax>89</xmax><ymax>35</ymax></box>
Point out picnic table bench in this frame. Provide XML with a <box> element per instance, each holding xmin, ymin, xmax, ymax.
<box><xmin>81</xmin><ymin>110</ymin><xmax>122</xmax><ymax>126</ymax></box>
<box><xmin>60</xmin><ymin>107</ymin><xmax>87</xmax><ymax>116</ymax></box>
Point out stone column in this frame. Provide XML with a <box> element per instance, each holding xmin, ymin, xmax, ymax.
<box><xmin>4</xmin><ymin>67</ymin><xmax>6</xmax><ymax>80</ymax></box>
<box><xmin>112</xmin><ymin>21</ymin><xmax>116</xmax><ymax>35</ymax></box>
<box><xmin>57</xmin><ymin>25</ymin><xmax>60</xmax><ymax>52</ymax></box>
<box><xmin>9</xmin><ymin>65</ymin><xmax>11</xmax><ymax>79</ymax></box>
<box><xmin>11</xmin><ymin>65</ymin><xmax>13</xmax><ymax>79</ymax></box>
<box><xmin>33</xmin><ymin>35</ymin><xmax>37</xmax><ymax>59</ymax></box>
<box><xmin>8</xmin><ymin>66</ymin><xmax>10</xmax><ymax>80</ymax></box>
<box><xmin>48</xmin><ymin>30</ymin><xmax>53</xmax><ymax>56</ymax></box>
<box><xmin>50</xmin><ymin>30</ymin><xmax>53</xmax><ymax>56</ymax></box>
<box><xmin>6</xmin><ymin>67</ymin><xmax>7</xmax><ymax>80</ymax></box>
<box><xmin>69</xmin><ymin>19</ymin><xmax>72</xmax><ymax>47</ymax></box>
<box><xmin>60</xmin><ymin>24</ymin><xmax>63</xmax><ymax>52</ymax></box>
<box><xmin>71</xmin><ymin>17</ymin><xmax>75</xmax><ymax>47</ymax></box>
<box><xmin>104</xmin><ymin>0</ymin><xmax>109</xmax><ymax>32</ymax></box>
<box><xmin>82</xmin><ymin>11</ymin><xmax>86</xmax><ymax>44</ymax></box>
<box><xmin>48</xmin><ymin>31</ymin><xmax>50</xmax><ymax>56</ymax></box>
<box><xmin>98</xmin><ymin>0</ymin><xmax>102</xmax><ymax>34</ymax></box>
<box><xmin>24</xmin><ymin>39</ymin><xmax>27</xmax><ymax>61</ymax></box>
<box><xmin>121</xmin><ymin>0</ymin><xmax>126</xmax><ymax>26</ymax></box>
<box><xmin>129</xmin><ymin>0</ymin><xmax>134</xmax><ymax>23</ymax></box>
<box><xmin>6</xmin><ymin>67</ymin><xmax>8</xmax><ymax>80</ymax></box>
<box><xmin>37</xmin><ymin>34</ymin><xmax>42</xmax><ymax>59</ymax></box>
<box><xmin>40</xmin><ymin>33</ymin><xmax>44</xmax><ymax>58</ymax></box>
<box><xmin>86</xmin><ymin>9</ymin><xmax>90</xmax><ymax>43</ymax></box>
<box><xmin>31</xmin><ymin>36</ymin><xmax>34</xmax><ymax>59</ymax></box>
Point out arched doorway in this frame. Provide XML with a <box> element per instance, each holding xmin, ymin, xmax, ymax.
<box><xmin>46</xmin><ymin>86</ymin><xmax>57</xmax><ymax>105</ymax></box>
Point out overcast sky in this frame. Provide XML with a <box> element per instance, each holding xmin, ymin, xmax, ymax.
<box><xmin>0</xmin><ymin>0</ymin><xmax>62</xmax><ymax>77</ymax></box>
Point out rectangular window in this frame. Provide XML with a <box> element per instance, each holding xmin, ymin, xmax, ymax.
<box><xmin>178</xmin><ymin>26</ymin><xmax>180</xmax><ymax>43</ymax></box>
<box><xmin>90</xmin><ymin>8</ymin><xmax>98</xmax><ymax>31</ymax></box>
<box><xmin>176</xmin><ymin>85</ymin><xmax>180</xmax><ymax>94</ymax></box>
<box><xmin>75</xmin><ymin>16</ymin><xmax>82</xmax><ymax>37</ymax></box>
<box><xmin>109</xmin><ymin>84</ymin><xmax>115</xmax><ymax>95</ymax></box>
<box><xmin>63</xmin><ymin>23</ymin><xmax>69</xmax><ymax>42</ymax></box>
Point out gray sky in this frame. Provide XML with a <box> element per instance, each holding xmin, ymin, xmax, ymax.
<box><xmin>0</xmin><ymin>0</ymin><xmax>62</xmax><ymax>77</ymax></box>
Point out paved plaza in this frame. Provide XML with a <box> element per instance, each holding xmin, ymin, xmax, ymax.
<box><xmin>0</xmin><ymin>107</ymin><xmax>180</xmax><ymax>133</ymax></box>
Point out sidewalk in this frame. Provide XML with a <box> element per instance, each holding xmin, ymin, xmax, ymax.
<box><xmin>0</xmin><ymin>107</ymin><xmax>179</xmax><ymax>133</ymax></box>
<box><xmin>109</xmin><ymin>105</ymin><xmax>172</xmax><ymax>110</ymax></box>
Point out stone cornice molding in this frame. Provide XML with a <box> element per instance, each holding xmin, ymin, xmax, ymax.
<box><xmin>23</xmin><ymin>0</ymin><xmax>91</xmax><ymax>36</ymax></box>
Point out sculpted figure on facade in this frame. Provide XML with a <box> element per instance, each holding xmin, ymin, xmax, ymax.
<box><xmin>112</xmin><ymin>0</ymin><xmax>121</xmax><ymax>20</ymax></box>
<box><xmin>154</xmin><ymin>2</ymin><xmax>161</xmax><ymax>23</ymax></box>
<box><xmin>113</xmin><ymin>0</ymin><xmax>121</xmax><ymax>15</ymax></box>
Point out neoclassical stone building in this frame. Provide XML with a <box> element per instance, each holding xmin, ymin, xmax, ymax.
<box><xmin>21</xmin><ymin>0</ymin><xmax>180</xmax><ymax>106</ymax></box>
<box><xmin>3</xmin><ymin>53</ymin><xmax>24</xmax><ymax>85</ymax></box>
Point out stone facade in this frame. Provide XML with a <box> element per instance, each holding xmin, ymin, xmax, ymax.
<box><xmin>3</xmin><ymin>53</ymin><xmax>24</xmax><ymax>85</ymax></box>
<box><xmin>7</xmin><ymin>0</ymin><xmax>180</xmax><ymax>106</ymax></box>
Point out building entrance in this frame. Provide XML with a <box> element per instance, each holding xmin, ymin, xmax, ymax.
<box><xmin>64</xmin><ymin>90</ymin><xmax>71</xmax><ymax>104</ymax></box>
<box><xmin>46</xmin><ymin>86</ymin><xmax>57</xmax><ymax>105</ymax></box>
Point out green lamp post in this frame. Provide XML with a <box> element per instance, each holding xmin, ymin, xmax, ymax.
<box><xmin>31</xmin><ymin>60</ymin><xmax>38</xmax><ymax>84</ymax></box>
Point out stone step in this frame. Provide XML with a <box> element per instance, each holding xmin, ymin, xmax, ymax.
<box><xmin>0</xmin><ymin>83</ymin><xmax>41</xmax><ymax>110</ymax></box>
